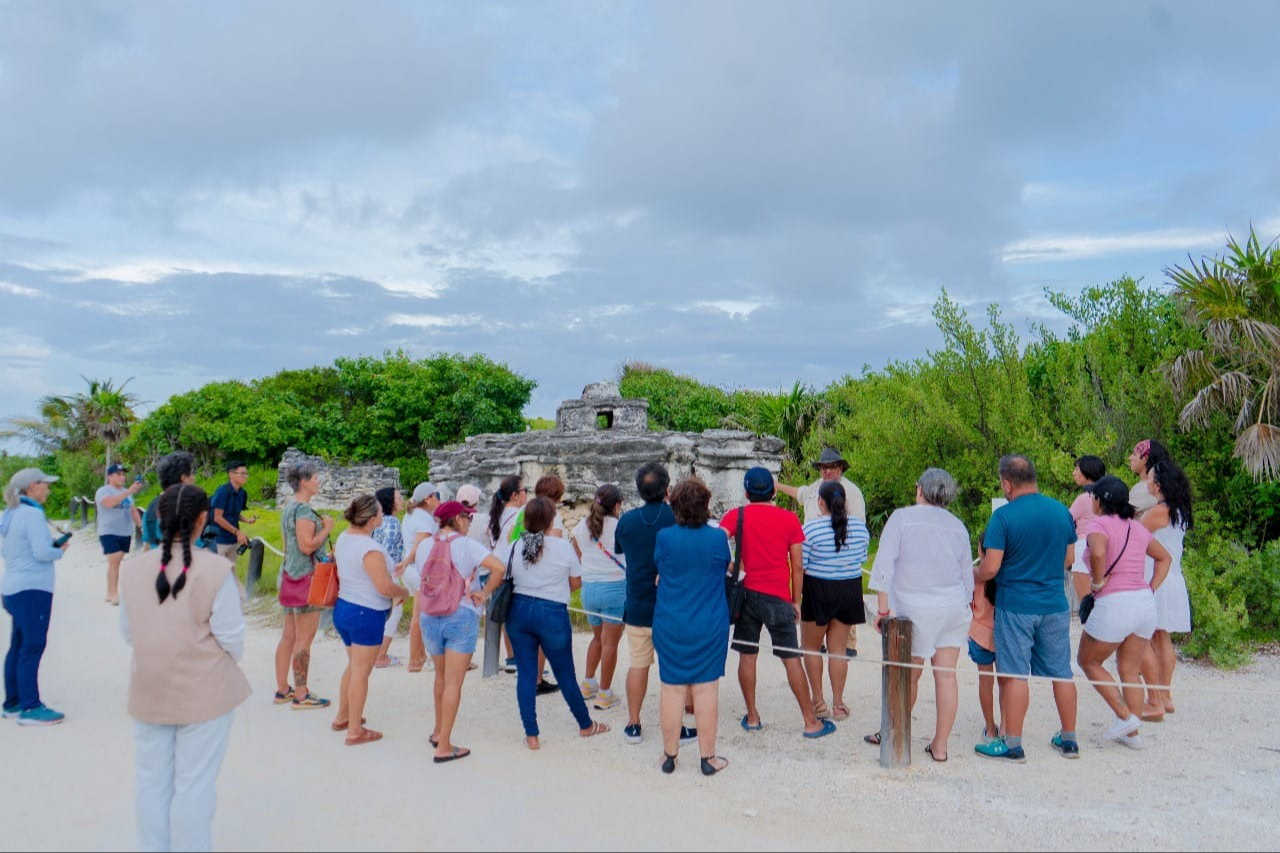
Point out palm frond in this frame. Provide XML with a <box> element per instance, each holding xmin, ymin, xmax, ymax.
<box><xmin>1234</xmin><ymin>422</ymin><xmax>1280</xmax><ymax>480</ymax></box>
<box><xmin>1178</xmin><ymin>370</ymin><xmax>1257</xmax><ymax>429</ymax></box>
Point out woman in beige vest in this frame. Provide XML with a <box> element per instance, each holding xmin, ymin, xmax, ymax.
<box><xmin>120</xmin><ymin>484</ymin><xmax>251</xmax><ymax>853</ymax></box>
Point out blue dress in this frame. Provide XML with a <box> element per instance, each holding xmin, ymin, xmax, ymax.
<box><xmin>653</xmin><ymin>524</ymin><xmax>732</xmax><ymax>685</ymax></box>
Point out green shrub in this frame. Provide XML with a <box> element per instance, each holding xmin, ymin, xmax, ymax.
<box><xmin>1180</xmin><ymin>518</ymin><xmax>1280</xmax><ymax>667</ymax></box>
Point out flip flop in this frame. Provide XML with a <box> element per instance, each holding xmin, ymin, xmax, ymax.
<box><xmin>433</xmin><ymin>746</ymin><xmax>471</xmax><ymax>764</ymax></box>
<box><xmin>804</xmin><ymin>719</ymin><xmax>837</xmax><ymax>739</ymax></box>
<box><xmin>429</xmin><ymin>735</ymin><xmax>440</xmax><ymax>748</ymax></box>
<box><xmin>740</xmin><ymin>715</ymin><xmax>763</xmax><ymax>732</ymax></box>
<box><xmin>925</xmin><ymin>744</ymin><xmax>948</xmax><ymax>762</ymax></box>
<box><xmin>331</xmin><ymin>717</ymin><xmax>366</xmax><ymax>732</ymax></box>
<box><xmin>579</xmin><ymin>721</ymin><xmax>611</xmax><ymax>738</ymax></box>
<box><xmin>375</xmin><ymin>656</ymin><xmax>404</xmax><ymax>669</ymax></box>
<box><xmin>864</xmin><ymin>731</ymin><xmax>881</xmax><ymax>746</ymax></box>
<box><xmin>701</xmin><ymin>755</ymin><xmax>730</xmax><ymax>776</ymax></box>
<box><xmin>345</xmin><ymin>728</ymin><xmax>383</xmax><ymax>746</ymax></box>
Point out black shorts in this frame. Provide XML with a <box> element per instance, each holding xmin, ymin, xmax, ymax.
<box><xmin>99</xmin><ymin>534</ymin><xmax>132</xmax><ymax>556</ymax></box>
<box><xmin>800</xmin><ymin>575</ymin><xmax>866</xmax><ymax>627</ymax></box>
<box><xmin>732</xmin><ymin>589</ymin><xmax>801</xmax><ymax>659</ymax></box>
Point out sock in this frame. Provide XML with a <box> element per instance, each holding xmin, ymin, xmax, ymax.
<box><xmin>1006</xmin><ymin>735</ymin><xmax>1022</xmax><ymax>750</ymax></box>
<box><xmin>1061</xmin><ymin>731</ymin><xmax>1077</xmax><ymax>743</ymax></box>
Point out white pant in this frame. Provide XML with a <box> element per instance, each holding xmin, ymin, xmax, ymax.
<box><xmin>135</xmin><ymin>710</ymin><xmax>235</xmax><ymax>853</ymax></box>
<box><xmin>384</xmin><ymin>599</ymin><xmax>403</xmax><ymax>639</ymax></box>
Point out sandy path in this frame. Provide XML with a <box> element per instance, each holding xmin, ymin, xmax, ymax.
<box><xmin>2</xmin><ymin>529</ymin><xmax>1278</xmax><ymax>852</ymax></box>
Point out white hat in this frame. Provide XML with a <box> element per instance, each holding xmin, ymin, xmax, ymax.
<box><xmin>9</xmin><ymin>468</ymin><xmax>60</xmax><ymax>491</ymax></box>
<box><xmin>455</xmin><ymin>484</ymin><xmax>482</xmax><ymax>506</ymax></box>
<box><xmin>410</xmin><ymin>482</ymin><xmax>440</xmax><ymax>504</ymax></box>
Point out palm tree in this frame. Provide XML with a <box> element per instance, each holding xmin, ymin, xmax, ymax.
<box><xmin>724</xmin><ymin>381</ymin><xmax>828</xmax><ymax>465</ymax></box>
<box><xmin>78</xmin><ymin>377</ymin><xmax>141</xmax><ymax>469</ymax></box>
<box><xmin>1164</xmin><ymin>228</ymin><xmax>1280</xmax><ymax>479</ymax></box>
<box><xmin>2</xmin><ymin>377</ymin><xmax>141</xmax><ymax>468</ymax></box>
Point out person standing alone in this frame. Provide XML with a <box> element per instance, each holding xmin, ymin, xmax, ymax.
<box><xmin>209</xmin><ymin>461</ymin><xmax>258</xmax><ymax>563</ymax></box>
<box><xmin>97</xmin><ymin>462</ymin><xmax>143</xmax><ymax>605</ymax></box>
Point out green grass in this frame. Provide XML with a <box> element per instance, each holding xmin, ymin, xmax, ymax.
<box><xmin>230</xmin><ymin>505</ymin><xmax>349</xmax><ymax>595</ymax></box>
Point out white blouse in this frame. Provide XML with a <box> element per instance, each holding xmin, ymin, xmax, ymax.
<box><xmin>869</xmin><ymin>504</ymin><xmax>973</xmax><ymax>614</ymax></box>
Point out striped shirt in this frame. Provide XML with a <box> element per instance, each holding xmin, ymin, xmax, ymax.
<box><xmin>802</xmin><ymin>516</ymin><xmax>869</xmax><ymax>581</ymax></box>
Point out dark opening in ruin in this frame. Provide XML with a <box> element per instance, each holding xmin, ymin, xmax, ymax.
<box><xmin>596</xmin><ymin>410</ymin><xmax>614</xmax><ymax>429</ymax></box>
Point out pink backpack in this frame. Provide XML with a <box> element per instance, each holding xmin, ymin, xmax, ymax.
<box><xmin>419</xmin><ymin>533</ymin><xmax>475</xmax><ymax>617</ymax></box>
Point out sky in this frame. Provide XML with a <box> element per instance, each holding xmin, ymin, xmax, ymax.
<box><xmin>2</xmin><ymin>0</ymin><xmax>1279</xmax><ymax>441</ymax></box>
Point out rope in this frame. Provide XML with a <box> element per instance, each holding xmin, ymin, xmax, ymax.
<box><xmin>560</xmin><ymin>603</ymin><xmax>1280</xmax><ymax>699</ymax></box>
<box><xmin>252</xmin><ymin>537</ymin><xmax>286</xmax><ymax>558</ymax></box>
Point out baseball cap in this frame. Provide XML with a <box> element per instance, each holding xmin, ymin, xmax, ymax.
<box><xmin>455</xmin><ymin>484</ymin><xmax>482</xmax><ymax>506</ymax></box>
<box><xmin>433</xmin><ymin>500</ymin><xmax>475</xmax><ymax>524</ymax></box>
<box><xmin>1083</xmin><ymin>474</ymin><xmax>1129</xmax><ymax>507</ymax></box>
<box><xmin>106</xmin><ymin>463</ymin><xmax>128</xmax><ymax>475</ymax></box>
<box><xmin>410</xmin><ymin>482</ymin><xmax>440</xmax><ymax>504</ymax></box>
<box><xmin>8</xmin><ymin>468</ymin><xmax>60</xmax><ymax>492</ymax></box>
<box><xmin>744</xmin><ymin>466</ymin><xmax>775</xmax><ymax>498</ymax></box>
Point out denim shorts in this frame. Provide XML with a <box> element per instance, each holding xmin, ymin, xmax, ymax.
<box><xmin>420</xmin><ymin>608</ymin><xmax>480</xmax><ymax>656</ymax></box>
<box><xmin>968</xmin><ymin>637</ymin><xmax>996</xmax><ymax>667</ymax></box>
<box><xmin>581</xmin><ymin>580</ymin><xmax>626</xmax><ymax>626</ymax></box>
<box><xmin>994</xmin><ymin>608</ymin><xmax>1072</xmax><ymax>679</ymax></box>
<box><xmin>333</xmin><ymin>598</ymin><xmax>391</xmax><ymax>647</ymax></box>
<box><xmin>99</xmin><ymin>534</ymin><xmax>132</xmax><ymax>556</ymax></box>
<box><xmin>731</xmin><ymin>588</ymin><xmax>800</xmax><ymax>659</ymax></box>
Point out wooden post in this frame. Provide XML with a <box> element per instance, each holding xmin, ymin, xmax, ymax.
<box><xmin>245</xmin><ymin>539</ymin><xmax>265</xmax><ymax>598</ymax></box>
<box><xmin>880</xmin><ymin>616</ymin><xmax>913</xmax><ymax>769</ymax></box>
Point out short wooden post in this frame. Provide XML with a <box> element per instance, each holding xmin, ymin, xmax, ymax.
<box><xmin>880</xmin><ymin>616</ymin><xmax>913</xmax><ymax>769</ymax></box>
<box><xmin>245</xmin><ymin>539</ymin><xmax>265</xmax><ymax>597</ymax></box>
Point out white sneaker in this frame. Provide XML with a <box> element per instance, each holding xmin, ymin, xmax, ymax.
<box><xmin>1105</xmin><ymin>714</ymin><xmax>1142</xmax><ymax>741</ymax></box>
<box><xmin>1119</xmin><ymin>733</ymin><xmax>1144</xmax><ymax>750</ymax></box>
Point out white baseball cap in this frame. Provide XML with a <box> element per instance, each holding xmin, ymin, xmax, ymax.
<box><xmin>410</xmin><ymin>482</ymin><xmax>441</xmax><ymax>504</ymax></box>
<box><xmin>455</xmin><ymin>484</ymin><xmax>482</xmax><ymax>506</ymax></box>
<box><xmin>9</xmin><ymin>468</ymin><xmax>60</xmax><ymax>492</ymax></box>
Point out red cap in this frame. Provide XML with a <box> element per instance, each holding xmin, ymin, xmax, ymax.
<box><xmin>433</xmin><ymin>500</ymin><xmax>475</xmax><ymax>524</ymax></box>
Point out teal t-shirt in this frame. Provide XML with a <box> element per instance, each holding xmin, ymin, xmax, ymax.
<box><xmin>984</xmin><ymin>492</ymin><xmax>1075</xmax><ymax>615</ymax></box>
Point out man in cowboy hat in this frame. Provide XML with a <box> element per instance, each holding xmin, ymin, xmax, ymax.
<box><xmin>775</xmin><ymin>448</ymin><xmax>867</xmax><ymax>525</ymax></box>
<box><xmin>775</xmin><ymin>448</ymin><xmax>867</xmax><ymax>658</ymax></box>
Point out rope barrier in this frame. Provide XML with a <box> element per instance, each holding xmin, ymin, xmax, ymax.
<box><xmin>253</xmin><ymin>537</ymin><xmax>286</xmax><ymax>559</ymax></box>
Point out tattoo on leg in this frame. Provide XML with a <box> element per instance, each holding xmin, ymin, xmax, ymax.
<box><xmin>293</xmin><ymin>649</ymin><xmax>310</xmax><ymax>689</ymax></box>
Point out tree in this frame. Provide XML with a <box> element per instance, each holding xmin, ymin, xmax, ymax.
<box><xmin>78</xmin><ymin>377</ymin><xmax>141</xmax><ymax>469</ymax></box>
<box><xmin>2</xmin><ymin>376</ymin><xmax>140</xmax><ymax>468</ymax></box>
<box><xmin>1165</xmin><ymin>229</ymin><xmax>1280</xmax><ymax>480</ymax></box>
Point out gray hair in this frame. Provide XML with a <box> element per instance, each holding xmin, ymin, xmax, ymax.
<box><xmin>998</xmin><ymin>454</ymin><xmax>1037</xmax><ymax>487</ymax></box>
<box><xmin>286</xmin><ymin>461</ymin><xmax>319</xmax><ymax>492</ymax></box>
<box><xmin>917</xmin><ymin>468</ymin><xmax>958</xmax><ymax>507</ymax></box>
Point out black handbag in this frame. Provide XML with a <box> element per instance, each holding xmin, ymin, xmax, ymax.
<box><xmin>1079</xmin><ymin>525</ymin><xmax>1131</xmax><ymax>624</ymax></box>
<box><xmin>725</xmin><ymin>505</ymin><xmax>746</xmax><ymax>624</ymax></box>
<box><xmin>488</xmin><ymin>546</ymin><xmax>517</xmax><ymax>625</ymax></box>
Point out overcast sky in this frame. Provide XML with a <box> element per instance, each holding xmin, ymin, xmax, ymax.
<box><xmin>2</xmin><ymin>0</ymin><xmax>1279</xmax><ymax>443</ymax></box>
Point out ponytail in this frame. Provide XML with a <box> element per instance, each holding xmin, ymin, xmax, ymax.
<box><xmin>156</xmin><ymin>484</ymin><xmax>210</xmax><ymax>604</ymax></box>
<box><xmin>587</xmin><ymin>484</ymin><xmax>623</xmax><ymax>540</ymax></box>
<box><xmin>818</xmin><ymin>480</ymin><xmax>848</xmax><ymax>552</ymax></box>
<box><xmin>489</xmin><ymin>475</ymin><xmax>522</xmax><ymax>543</ymax></box>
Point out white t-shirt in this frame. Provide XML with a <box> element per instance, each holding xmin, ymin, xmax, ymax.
<box><xmin>505</xmin><ymin>536</ymin><xmax>582</xmax><ymax>605</ymax></box>
<box><xmin>572</xmin><ymin>517</ymin><xmax>626</xmax><ymax>583</ymax></box>
<box><xmin>416</xmin><ymin>532</ymin><xmax>494</xmax><ymax>615</ymax></box>
<box><xmin>335</xmin><ymin>531</ymin><xmax>394</xmax><ymax>611</ymax></box>
<box><xmin>869</xmin><ymin>504</ymin><xmax>973</xmax><ymax>614</ymax></box>
<box><xmin>401</xmin><ymin>508</ymin><xmax>439</xmax><ymax>563</ymax></box>
<box><xmin>486</xmin><ymin>506</ymin><xmax>522</xmax><ymax>553</ymax></box>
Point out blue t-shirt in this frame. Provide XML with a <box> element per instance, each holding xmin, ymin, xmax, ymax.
<box><xmin>615</xmin><ymin>502</ymin><xmax>676</xmax><ymax>628</ymax></box>
<box><xmin>209</xmin><ymin>483</ymin><xmax>249</xmax><ymax>545</ymax></box>
<box><xmin>984</xmin><ymin>492</ymin><xmax>1075</xmax><ymax>615</ymax></box>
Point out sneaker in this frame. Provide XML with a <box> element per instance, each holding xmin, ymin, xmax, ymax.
<box><xmin>594</xmin><ymin>690</ymin><xmax>620</xmax><ymax>711</ymax></box>
<box><xmin>579</xmin><ymin>679</ymin><xmax>598</xmax><ymax>700</ymax></box>
<box><xmin>974</xmin><ymin>736</ymin><xmax>1026</xmax><ymax>763</ymax></box>
<box><xmin>504</xmin><ymin>657</ymin><xmax>517</xmax><ymax>674</ymax></box>
<box><xmin>1050</xmin><ymin>732</ymin><xmax>1080</xmax><ymax>759</ymax></box>
<box><xmin>2</xmin><ymin>705</ymin><xmax>22</xmax><ymax>720</ymax></box>
<box><xmin>624</xmin><ymin>723</ymin><xmax>643</xmax><ymax>744</ymax></box>
<box><xmin>846</xmin><ymin>648</ymin><xmax>858</xmax><ymax>659</ymax></box>
<box><xmin>979</xmin><ymin>727</ymin><xmax>1000</xmax><ymax>745</ymax></box>
<box><xmin>17</xmin><ymin>704</ymin><xmax>66</xmax><ymax>726</ymax></box>
<box><xmin>536</xmin><ymin>680</ymin><xmax>560</xmax><ymax>696</ymax></box>
<box><xmin>1105</xmin><ymin>714</ymin><xmax>1142</xmax><ymax>741</ymax></box>
<box><xmin>1118</xmin><ymin>733</ymin><xmax>1145</xmax><ymax>750</ymax></box>
<box><xmin>680</xmin><ymin>726</ymin><xmax>698</xmax><ymax>745</ymax></box>
<box><xmin>291</xmin><ymin>693</ymin><xmax>331</xmax><ymax>711</ymax></box>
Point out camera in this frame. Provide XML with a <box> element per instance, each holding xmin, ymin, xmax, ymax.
<box><xmin>236</xmin><ymin>540</ymin><xmax>252</xmax><ymax>556</ymax></box>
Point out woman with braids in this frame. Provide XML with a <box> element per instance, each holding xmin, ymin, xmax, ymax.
<box><xmin>1126</xmin><ymin>439</ymin><xmax>1171</xmax><ymax>518</ymax></box>
<box><xmin>275</xmin><ymin>461</ymin><xmax>334</xmax><ymax>710</ymax></box>
<box><xmin>1138</xmin><ymin>459</ymin><xmax>1194</xmax><ymax>721</ymax></box>
<box><xmin>120</xmin><ymin>484</ymin><xmax>251</xmax><ymax>852</ymax></box>
<box><xmin>572</xmin><ymin>484</ymin><xmax>627</xmax><ymax>709</ymax></box>
<box><xmin>331</xmin><ymin>495</ymin><xmax>404</xmax><ymax>746</ymax></box>
<box><xmin>799</xmin><ymin>481</ymin><xmax>869</xmax><ymax>723</ymax></box>
<box><xmin>504</xmin><ymin>497</ymin><xmax>610</xmax><ymax>750</ymax></box>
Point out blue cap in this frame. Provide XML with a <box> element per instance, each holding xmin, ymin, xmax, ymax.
<box><xmin>106</xmin><ymin>463</ymin><xmax>128</xmax><ymax>475</ymax></box>
<box><xmin>744</xmin><ymin>466</ymin><xmax>775</xmax><ymax>497</ymax></box>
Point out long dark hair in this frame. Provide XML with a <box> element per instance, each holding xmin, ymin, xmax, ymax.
<box><xmin>587</xmin><ymin>484</ymin><xmax>623</xmax><ymax>539</ymax></box>
<box><xmin>489</xmin><ymin>475</ymin><xmax>522</xmax><ymax>543</ymax></box>
<box><xmin>818</xmin><ymin>480</ymin><xmax>849</xmax><ymax>551</ymax></box>
<box><xmin>1143</xmin><ymin>440</ymin><xmax>1171</xmax><ymax>474</ymax></box>
<box><xmin>156</xmin><ymin>484</ymin><xmax>210</xmax><ymax>604</ymax></box>
<box><xmin>1151</xmin><ymin>460</ymin><xmax>1194</xmax><ymax>531</ymax></box>
<box><xmin>374</xmin><ymin>487</ymin><xmax>397</xmax><ymax>517</ymax></box>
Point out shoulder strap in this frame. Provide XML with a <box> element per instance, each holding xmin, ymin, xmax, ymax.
<box><xmin>731</xmin><ymin>505</ymin><xmax>745</xmax><ymax>582</ymax></box>
<box><xmin>595</xmin><ymin>538</ymin><xmax>626</xmax><ymax>571</ymax></box>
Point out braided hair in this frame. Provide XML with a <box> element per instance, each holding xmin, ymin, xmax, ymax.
<box><xmin>156</xmin><ymin>484</ymin><xmax>210</xmax><ymax>604</ymax></box>
<box><xmin>818</xmin><ymin>480</ymin><xmax>849</xmax><ymax>551</ymax></box>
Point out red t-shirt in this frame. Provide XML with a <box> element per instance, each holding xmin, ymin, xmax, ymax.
<box><xmin>720</xmin><ymin>504</ymin><xmax>805</xmax><ymax>602</ymax></box>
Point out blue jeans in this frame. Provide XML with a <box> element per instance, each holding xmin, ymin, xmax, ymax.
<box><xmin>3</xmin><ymin>590</ymin><xmax>53</xmax><ymax>711</ymax></box>
<box><xmin>506</xmin><ymin>594</ymin><xmax>592</xmax><ymax>737</ymax></box>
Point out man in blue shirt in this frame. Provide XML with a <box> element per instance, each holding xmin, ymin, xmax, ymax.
<box><xmin>209</xmin><ymin>461</ymin><xmax>258</xmax><ymax>562</ymax></box>
<box><xmin>975</xmin><ymin>454</ymin><xmax>1079</xmax><ymax>763</ymax></box>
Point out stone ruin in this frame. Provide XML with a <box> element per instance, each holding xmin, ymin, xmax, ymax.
<box><xmin>275</xmin><ymin>448</ymin><xmax>401</xmax><ymax>511</ymax></box>
<box><xmin>428</xmin><ymin>381</ymin><xmax>785</xmax><ymax>519</ymax></box>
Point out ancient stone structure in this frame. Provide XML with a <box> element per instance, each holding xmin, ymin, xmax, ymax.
<box><xmin>429</xmin><ymin>383</ymin><xmax>785</xmax><ymax>518</ymax></box>
<box><xmin>275</xmin><ymin>448</ymin><xmax>401</xmax><ymax>511</ymax></box>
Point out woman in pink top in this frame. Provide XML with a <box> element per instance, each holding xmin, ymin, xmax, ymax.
<box><xmin>1067</xmin><ymin>455</ymin><xmax>1106</xmax><ymax>604</ymax></box>
<box><xmin>1076</xmin><ymin>475</ymin><xmax>1171</xmax><ymax>751</ymax></box>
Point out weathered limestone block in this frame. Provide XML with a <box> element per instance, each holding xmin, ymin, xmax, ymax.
<box><xmin>275</xmin><ymin>448</ymin><xmax>401</xmax><ymax>511</ymax></box>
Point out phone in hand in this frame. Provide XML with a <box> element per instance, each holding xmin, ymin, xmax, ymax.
<box><xmin>134</xmin><ymin>475</ymin><xmax>144</xmax><ymax>484</ymax></box>
<box><xmin>53</xmin><ymin>531</ymin><xmax>72</xmax><ymax>548</ymax></box>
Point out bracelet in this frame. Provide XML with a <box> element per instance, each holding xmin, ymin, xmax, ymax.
<box><xmin>1090</xmin><ymin>580</ymin><xmax>1105</xmax><ymax>590</ymax></box>
<box><xmin>877</xmin><ymin>610</ymin><xmax>890</xmax><ymax>617</ymax></box>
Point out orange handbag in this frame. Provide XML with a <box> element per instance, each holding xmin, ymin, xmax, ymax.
<box><xmin>307</xmin><ymin>539</ymin><xmax>339</xmax><ymax>608</ymax></box>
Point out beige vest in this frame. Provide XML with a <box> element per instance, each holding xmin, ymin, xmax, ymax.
<box><xmin>121</xmin><ymin>547</ymin><xmax>252</xmax><ymax>725</ymax></box>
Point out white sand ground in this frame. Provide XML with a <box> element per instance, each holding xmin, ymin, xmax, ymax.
<box><xmin>2</xmin><ymin>529</ymin><xmax>1279</xmax><ymax>852</ymax></box>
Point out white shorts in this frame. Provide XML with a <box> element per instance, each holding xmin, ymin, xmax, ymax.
<box><xmin>1083</xmin><ymin>589</ymin><xmax>1156</xmax><ymax>644</ymax></box>
<box><xmin>904</xmin><ymin>603</ymin><xmax>971</xmax><ymax>660</ymax></box>
<box><xmin>1071</xmin><ymin>536</ymin><xmax>1090</xmax><ymax>574</ymax></box>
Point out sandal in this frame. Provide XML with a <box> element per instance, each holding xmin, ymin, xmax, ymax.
<box><xmin>831</xmin><ymin>703</ymin><xmax>850</xmax><ymax>722</ymax></box>
<box><xmin>273</xmin><ymin>687</ymin><xmax>294</xmax><ymax>705</ymax></box>
<box><xmin>740</xmin><ymin>715</ymin><xmax>763</xmax><ymax>732</ymax></box>
<box><xmin>331</xmin><ymin>717</ymin><xmax>366</xmax><ymax>732</ymax></box>
<box><xmin>375</xmin><ymin>655</ymin><xmax>404</xmax><ymax>669</ymax></box>
<box><xmin>701</xmin><ymin>755</ymin><xmax>730</xmax><ymax>776</ymax></box>
<box><xmin>925</xmin><ymin>744</ymin><xmax>948</xmax><ymax>763</ymax></box>
<box><xmin>804</xmin><ymin>719</ymin><xmax>837</xmax><ymax>739</ymax></box>
<box><xmin>433</xmin><ymin>746</ymin><xmax>471</xmax><ymax>764</ymax></box>
<box><xmin>864</xmin><ymin>731</ymin><xmax>881</xmax><ymax>746</ymax></box>
<box><xmin>661</xmin><ymin>753</ymin><xmax>677</xmax><ymax>774</ymax></box>
<box><xmin>812</xmin><ymin>700</ymin><xmax>830</xmax><ymax>719</ymax></box>
<box><xmin>580</xmin><ymin>721</ymin><xmax>611</xmax><ymax>738</ymax></box>
<box><xmin>345</xmin><ymin>728</ymin><xmax>384</xmax><ymax>746</ymax></box>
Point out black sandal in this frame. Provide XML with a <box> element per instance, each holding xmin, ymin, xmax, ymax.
<box><xmin>661</xmin><ymin>753</ymin><xmax>677</xmax><ymax>774</ymax></box>
<box><xmin>925</xmin><ymin>744</ymin><xmax>948</xmax><ymax>763</ymax></box>
<box><xmin>864</xmin><ymin>731</ymin><xmax>881</xmax><ymax>746</ymax></box>
<box><xmin>701</xmin><ymin>755</ymin><xmax>729</xmax><ymax>776</ymax></box>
